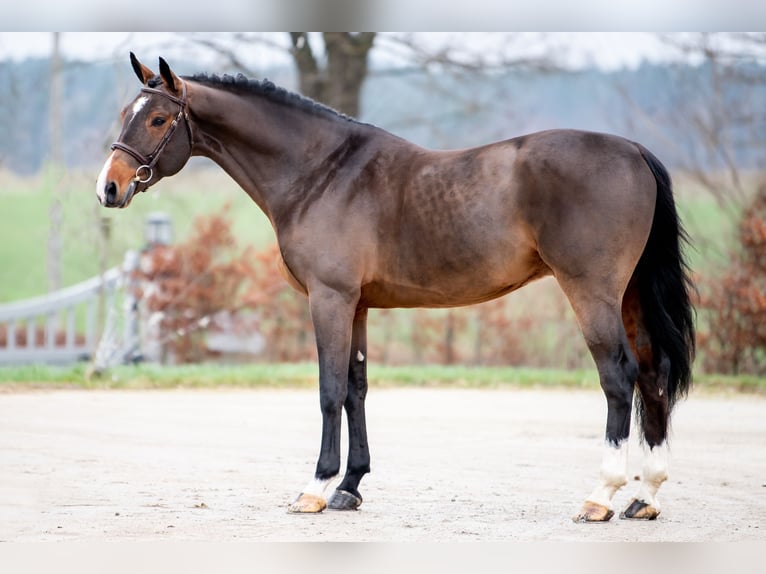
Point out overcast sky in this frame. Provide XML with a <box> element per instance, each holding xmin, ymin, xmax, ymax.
<box><xmin>0</xmin><ymin>32</ymin><xmax>691</xmax><ymax>72</ymax></box>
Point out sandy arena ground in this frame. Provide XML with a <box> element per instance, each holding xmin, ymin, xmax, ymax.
<box><xmin>0</xmin><ymin>387</ymin><xmax>764</xmax><ymax>542</ymax></box>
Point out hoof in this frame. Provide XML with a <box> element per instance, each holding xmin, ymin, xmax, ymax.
<box><xmin>287</xmin><ymin>493</ymin><xmax>327</xmax><ymax>514</ymax></box>
<box><xmin>620</xmin><ymin>498</ymin><xmax>660</xmax><ymax>520</ymax></box>
<box><xmin>327</xmin><ymin>489</ymin><xmax>363</xmax><ymax>511</ymax></box>
<box><xmin>573</xmin><ymin>501</ymin><xmax>614</xmax><ymax>523</ymax></box>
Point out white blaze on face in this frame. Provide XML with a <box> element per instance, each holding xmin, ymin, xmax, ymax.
<box><xmin>586</xmin><ymin>439</ymin><xmax>629</xmax><ymax>509</ymax></box>
<box><xmin>96</xmin><ymin>152</ymin><xmax>115</xmax><ymax>204</ymax></box>
<box><xmin>129</xmin><ymin>96</ymin><xmax>149</xmax><ymax>124</ymax></box>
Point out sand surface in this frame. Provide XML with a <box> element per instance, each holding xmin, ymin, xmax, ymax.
<box><xmin>1</xmin><ymin>387</ymin><xmax>763</xmax><ymax>541</ymax></box>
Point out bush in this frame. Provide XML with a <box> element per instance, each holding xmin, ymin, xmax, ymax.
<box><xmin>697</xmin><ymin>182</ymin><xmax>766</xmax><ymax>375</ymax></box>
<box><xmin>135</xmin><ymin>206</ymin><xmax>251</xmax><ymax>362</ymax></box>
<box><xmin>134</xmin><ymin>206</ymin><xmax>314</xmax><ymax>363</ymax></box>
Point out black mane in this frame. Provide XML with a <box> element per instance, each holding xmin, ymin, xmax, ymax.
<box><xmin>186</xmin><ymin>73</ymin><xmax>357</xmax><ymax>123</ymax></box>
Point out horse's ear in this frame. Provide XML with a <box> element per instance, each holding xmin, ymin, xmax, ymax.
<box><xmin>158</xmin><ymin>57</ymin><xmax>181</xmax><ymax>95</ymax></box>
<box><xmin>130</xmin><ymin>52</ymin><xmax>155</xmax><ymax>85</ymax></box>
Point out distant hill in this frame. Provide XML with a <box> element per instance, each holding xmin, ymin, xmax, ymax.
<box><xmin>1</xmin><ymin>57</ymin><xmax>763</xmax><ymax>174</ymax></box>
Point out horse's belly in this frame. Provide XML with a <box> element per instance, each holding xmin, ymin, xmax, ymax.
<box><xmin>361</xmin><ymin>256</ymin><xmax>551</xmax><ymax>309</ymax></box>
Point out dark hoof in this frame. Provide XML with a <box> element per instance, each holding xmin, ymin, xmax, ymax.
<box><xmin>327</xmin><ymin>489</ymin><xmax>363</xmax><ymax>511</ymax></box>
<box><xmin>572</xmin><ymin>501</ymin><xmax>614</xmax><ymax>523</ymax></box>
<box><xmin>620</xmin><ymin>498</ymin><xmax>660</xmax><ymax>520</ymax></box>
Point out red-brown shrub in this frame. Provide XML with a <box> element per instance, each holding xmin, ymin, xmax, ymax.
<box><xmin>136</xmin><ymin>206</ymin><xmax>314</xmax><ymax>363</ymax></box>
<box><xmin>697</xmin><ymin>182</ymin><xmax>766</xmax><ymax>375</ymax></box>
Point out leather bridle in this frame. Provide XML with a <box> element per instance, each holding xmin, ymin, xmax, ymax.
<box><xmin>110</xmin><ymin>82</ymin><xmax>193</xmax><ymax>186</ymax></box>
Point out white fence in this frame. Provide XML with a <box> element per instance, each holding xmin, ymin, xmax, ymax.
<box><xmin>0</xmin><ymin>254</ymin><xmax>138</xmax><ymax>366</ymax></box>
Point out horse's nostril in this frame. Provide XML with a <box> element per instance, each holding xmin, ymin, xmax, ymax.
<box><xmin>105</xmin><ymin>181</ymin><xmax>118</xmax><ymax>205</ymax></box>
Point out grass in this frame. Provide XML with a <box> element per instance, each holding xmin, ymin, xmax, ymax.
<box><xmin>0</xmin><ymin>166</ymin><xmax>273</xmax><ymax>302</ymax></box>
<box><xmin>0</xmin><ymin>362</ymin><xmax>763</xmax><ymax>395</ymax></box>
<box><xmin>0</xmin><ymin>362</ymin><xmax>593</xmax><ymax>390</ymax></box>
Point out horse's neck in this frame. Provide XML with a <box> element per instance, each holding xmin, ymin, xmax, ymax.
<box><xmin>188</xmin><ymin>82</ymin><xmax>355</xmax><ymax>223</ymax></box>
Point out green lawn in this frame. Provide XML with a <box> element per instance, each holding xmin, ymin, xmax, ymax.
<box><xmin>0</xmin><ymin>362</ymin><xmax>762</xmax><ymax>394</ymax></box>
<box><xmin>0</xmin><ymin>166</ymin><xmax>273</xmax><ymax>302</ymax></box>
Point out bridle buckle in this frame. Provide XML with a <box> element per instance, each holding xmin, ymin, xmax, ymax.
<box><xmin>135</xmin><ymin>165</ymin><xmax>153</xmax><ymax>183</ymax></box>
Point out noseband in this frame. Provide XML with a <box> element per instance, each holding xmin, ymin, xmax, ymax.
<box><xmin>110</xmin><ymin>82</ymin><xmax>193</xmax><ymax>184</ymax></box>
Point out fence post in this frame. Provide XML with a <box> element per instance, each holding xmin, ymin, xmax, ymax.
<box><xmin>122</xmin><ymin>249</ymin><xmax>140</xmax><ymax>362</ymax></box>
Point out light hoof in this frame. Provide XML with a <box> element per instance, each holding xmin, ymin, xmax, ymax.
<box><xmin>573</xmin><ymin>501</ymin><xmax>615</xmax><ymax>523</ymax></box>
<box><xmin>287</xmin><ymin>493</ymin><xmax>327</xmax><ymax>514</ymax></box>
<box><xmin>620</xmin><ymin>498</ymin><xmax>660</xmax><ymax>520</ymax></box>
<box><xmin>327</xmin><ymin>489</ymin><xmax>363</xmax><ymax>511</ymax></box>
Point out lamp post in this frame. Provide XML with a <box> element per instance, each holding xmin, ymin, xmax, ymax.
<box><xmin>144</xmin><ymin>212</ymin><xmax>173</xmax><ymax>247</ymax></box>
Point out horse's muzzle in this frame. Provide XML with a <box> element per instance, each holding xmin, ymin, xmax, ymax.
<box><xmin>100</xmin><ymin>180</ymin><xmax>138</xmax><ymax>209</ymax></box>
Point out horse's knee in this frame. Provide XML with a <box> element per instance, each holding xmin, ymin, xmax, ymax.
<box><xmin>320</xmin><ymin>389</ymin><xmax>346</xmax><ymax>417</ymax></box>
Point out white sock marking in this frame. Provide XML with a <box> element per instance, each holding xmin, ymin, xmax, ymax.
<box><xmin>586</xmin><ymin>440</ymin><xmax>629</xmax><ymax>508</ymax></box>
<box><xmin>302</xmin><ymin>476</ymin><xmax>335</xmax><ymax>498</ymax></box>
<box><xmin>634</xmin><ymin>441</ymin><xmax>669</xmax><ymax>508</ymax></box>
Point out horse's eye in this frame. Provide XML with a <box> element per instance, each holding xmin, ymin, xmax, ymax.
<box><xmin>151</xmin><ymin>117</ymin><xmax>166</xmax><ymax>127</ymax></box>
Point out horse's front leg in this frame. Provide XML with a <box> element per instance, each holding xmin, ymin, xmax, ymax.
<box><xmin>327</xmin><ymin>307</ymin><xmax>370</xmax><ymax>510</ymax></box>
<box><xmin>288</xmin><ymin>285</ymin><xmax>358</xmax><ymax>513</ymax></box>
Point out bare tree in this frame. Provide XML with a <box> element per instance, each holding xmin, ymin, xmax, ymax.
<box><xmin>47</xmin><ymin>31</ymin><xmax>63</xmax><ymax>292</ymax></box>
<box><xmin>289</xmin><ymin>32</ymin><xmax>375</xmax><ymax>118</ymax></box>
<box><xmin>0</xmin><ymin>65</ymin><xmax>20</xmax><ymax>172</ymax></box>
<box><xmin>376</xmin><ymin>33</ymin><xmax>558</xmax><ymax>74</ymax></box>
<box><xmin>183</xmin><ymin>32</ymin><xmax>375</xmax><ymax>117</ymax></box>
<box><xmin>182</xmin><ymin>33</ymin><xmax>559</xmax><ymax>119</ymax></box>
<box><xmin>622</xmin><ymin>33</ymin><xmax>766</xmax><ymax>214</ymax></box>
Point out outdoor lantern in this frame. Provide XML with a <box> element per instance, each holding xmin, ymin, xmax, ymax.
<box><xmin>144</xmin><ymin>212</ymin><xmax>173</xmax><ymax>247</ymax></box>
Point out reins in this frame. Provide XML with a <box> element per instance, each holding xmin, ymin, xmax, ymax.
<box><xmin>110</xmin><ymin>82</ymin><xmax>193</xmax><ymax>185</ymax></box>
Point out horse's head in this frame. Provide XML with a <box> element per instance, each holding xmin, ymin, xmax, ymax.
<box><xmin>96</xmin><ymin>53</ymin><xmax>193</xmax><ymax>208</ymax></box>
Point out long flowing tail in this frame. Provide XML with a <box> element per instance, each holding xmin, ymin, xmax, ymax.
<box><xmin>634</xmin><ymin>144</ymin><xmax>696</xmax><ymax>409</ymax></box>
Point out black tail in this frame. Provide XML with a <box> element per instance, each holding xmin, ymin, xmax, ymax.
<box><xmin>634</xmin><ymin>144</ymin><xmax>696</xmax><ymax>410</ymax></box>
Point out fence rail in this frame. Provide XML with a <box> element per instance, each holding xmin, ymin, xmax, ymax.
<box><xmin>0</xmin><ymin>263</ymin><xmax>129</xmax><ymax>365</ymax></box>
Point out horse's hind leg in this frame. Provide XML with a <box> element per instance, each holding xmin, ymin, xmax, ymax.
<box><xmin>558</xmin><ymin>278</ymin><xmax>639</xmax><ymax>523</ymax></box>
<box><xmin>328</xmin><ymin>307</ymin><xmax>370</xmax><ymax>510</ymax></box>
<box><xmin>620</xmin><ymin>286</ymin><xmax>670</xmax><ymax>520</ymax></box>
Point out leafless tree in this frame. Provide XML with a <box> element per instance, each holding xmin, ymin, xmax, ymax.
<box><xmin>183</xmin><ymin>32</ymin><xmax>374</xmax><ymax>117</ymax></box>
<box><xmin>181</xmin><ymin>33</ymin><xmax>560</xmax><ymax>119</ymax></box>
<box><xmin>47</xmin><ymin>32</ymin><xmax>63</xmax><ymax>293</ymax></box>
<box><xmin>289</xmin><ymin>32</ymin><xmax>375</xmax><ymax>118</ymax></box>
<box><xmin>623</xmin><ymin>33</ymin><xmax>766</xmax><ymax>215</ymax></box>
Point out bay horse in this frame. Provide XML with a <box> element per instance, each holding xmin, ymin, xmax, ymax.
<box><xmin>97</xmin><ymin>54</ymin><xmax>695</xmax><ymax>523</ymax></box>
